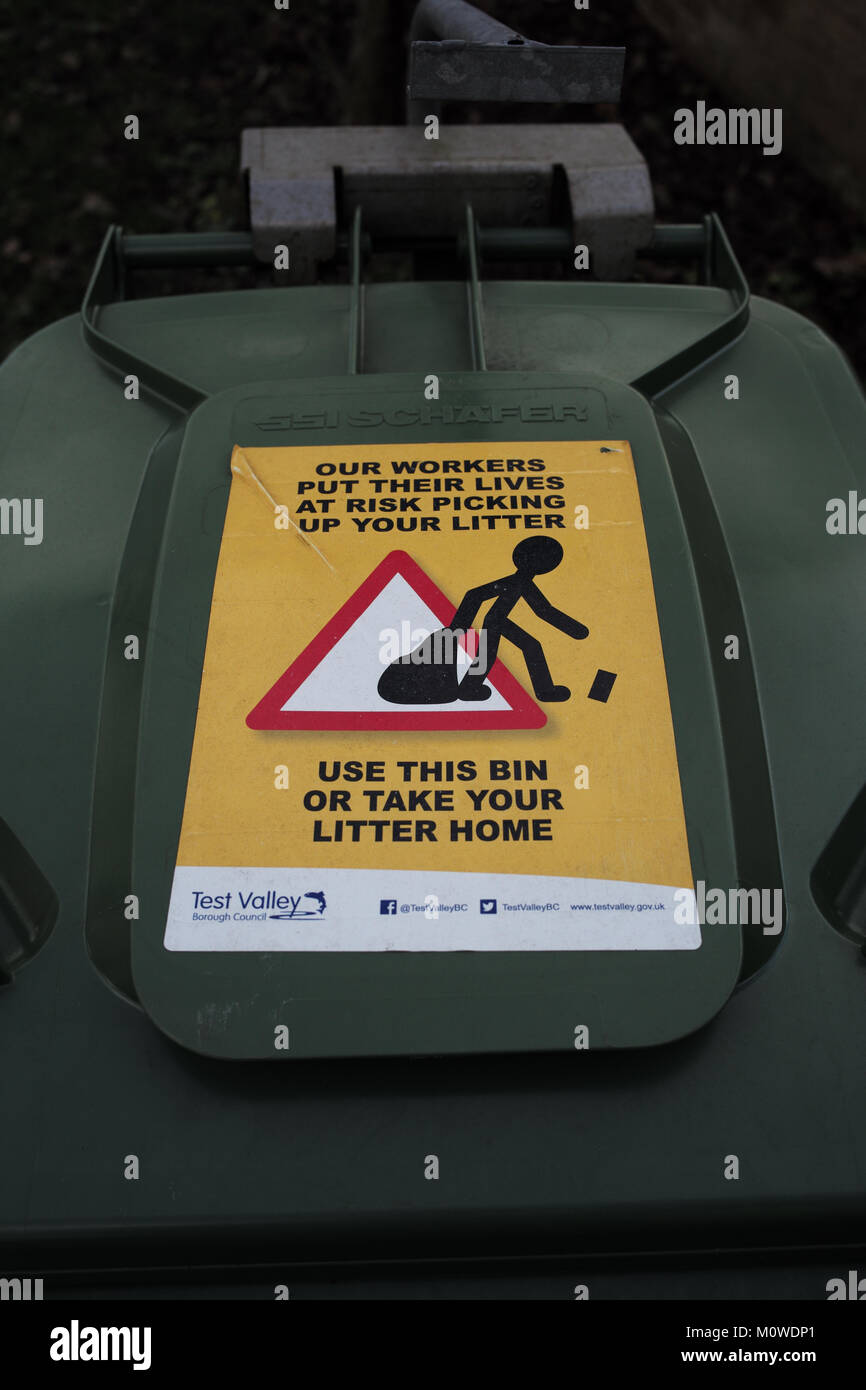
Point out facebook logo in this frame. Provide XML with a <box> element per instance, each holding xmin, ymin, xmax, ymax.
<box><xmin>380</xmin><ymin>899</ymin><xmax>397</xmax><ymax>915</ymax></box>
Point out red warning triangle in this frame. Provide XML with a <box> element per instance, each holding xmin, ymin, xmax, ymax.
<box><xmin>246</xmin><ymin>550</ymin><xmax>547</xmax><ymax>731</ymax></box>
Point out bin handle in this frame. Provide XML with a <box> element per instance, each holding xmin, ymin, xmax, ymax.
<box><xmin>81</xmin><ymin>226</ymin><xmax>207</xmax><ymax>413</ymax></box>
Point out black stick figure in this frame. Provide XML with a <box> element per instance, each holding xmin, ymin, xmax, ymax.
<box><xmin>453</xmin><ymin>537</ymin><xmax>588</xmax><ymax>702</ymax></box>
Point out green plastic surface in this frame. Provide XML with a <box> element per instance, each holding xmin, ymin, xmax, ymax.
<box><xmin>1</xmin><ymin>277</ymin><xmax>864</xmax><ymax>1282</ymax></box>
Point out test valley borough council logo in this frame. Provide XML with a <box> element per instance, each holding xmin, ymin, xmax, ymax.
<box><xmin>268</xmin><ymin>890</ymin><xmax>326</xmax><ymax>920</ymax></box>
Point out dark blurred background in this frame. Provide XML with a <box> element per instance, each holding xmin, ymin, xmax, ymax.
<box><xmin>2</xmin><ymin>0</ymin><xmax>865</xmax><ymax>378</ymax></box>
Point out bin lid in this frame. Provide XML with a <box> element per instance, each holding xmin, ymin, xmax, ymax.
<box><xmin>114</xmin><ymin>373</ymin><xmax>744</xmax><ymax>1057</ymax></box>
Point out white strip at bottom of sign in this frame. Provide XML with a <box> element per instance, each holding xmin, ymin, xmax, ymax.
<box><xmin>164</xmin><ymin>867</ymin><xmax>701</xmax><ymax>952</ymax></box>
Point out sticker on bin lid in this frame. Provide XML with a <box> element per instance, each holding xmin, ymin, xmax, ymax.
<box><xmin>246</xmin><ymin>549</ymin><xmax>546</xmax><ymax>731</ymax></box>
<box><xmin>164</xmin><ymin>442</ymin><xmax>700</xmax><ymax>954</ymax></box>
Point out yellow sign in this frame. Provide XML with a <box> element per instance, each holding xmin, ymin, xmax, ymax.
<box><xmin>164</xmin><ymin>442</ymin><xmax>697</xmax><ymax>952</ymax></box>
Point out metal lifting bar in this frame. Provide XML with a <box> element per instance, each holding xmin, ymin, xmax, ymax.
<box><xmin>407</xmin><ymin>0</ymin><xmax>624</xmax><ymax>114</ymax></box>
